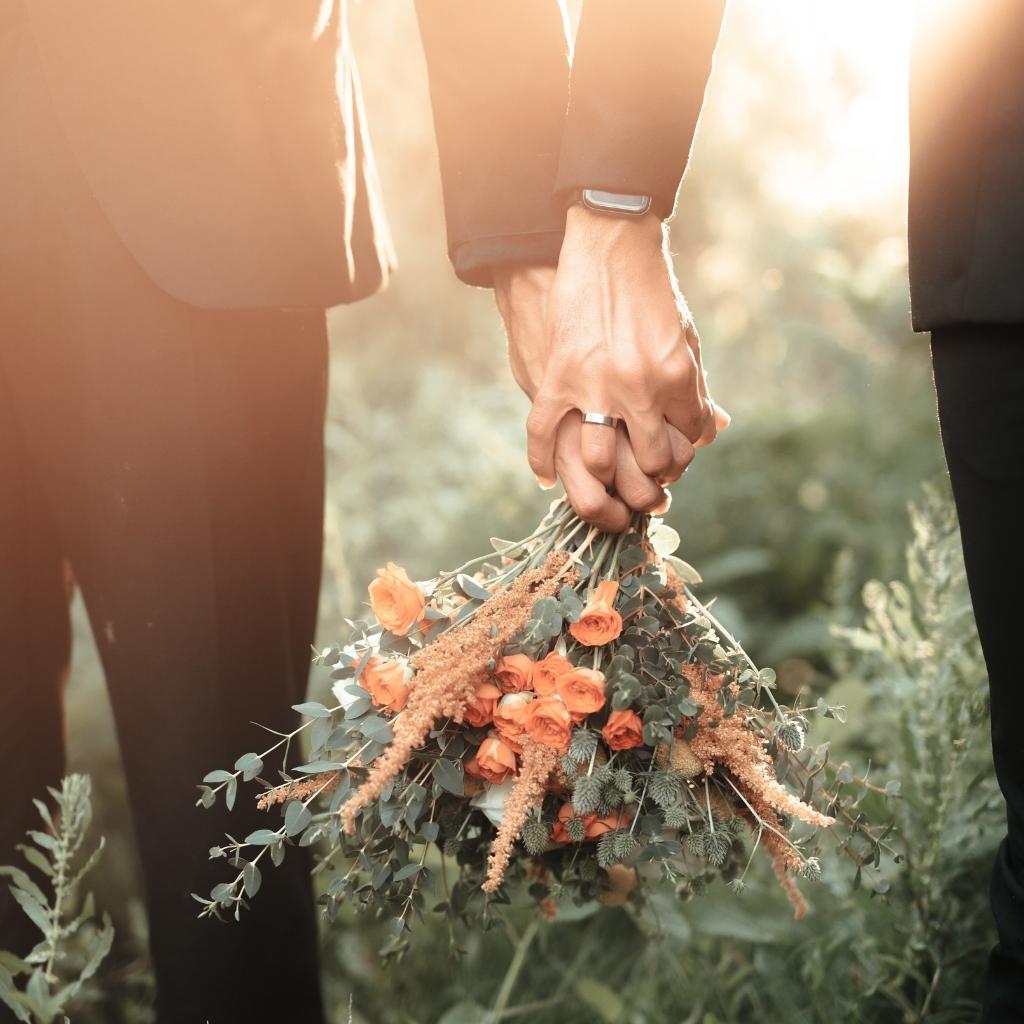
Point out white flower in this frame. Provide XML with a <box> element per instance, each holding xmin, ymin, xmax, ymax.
<box><xmin>470</xmin><ymin>778</ymin><xmax>516</xmax><ymax>827</ymax></box>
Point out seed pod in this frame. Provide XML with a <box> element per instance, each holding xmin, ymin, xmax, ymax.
<box><xmin>555</xmin><ymin>744</ymin><xmax>607</xmax><ymax>790</ymax></box>
<box><xmin>654</xmin><ymin>738</ymin><xmax>704</xmax><ymax>780</ymax></box>
<box><xmin>521</xmin><ymin>819</ymin><xmax>550</xmax><ymax>857</ymax></box>
<box><xmin>571</xmin><ymin>774</ymin><xmax>603</xmax><ymax>816</ymax></box>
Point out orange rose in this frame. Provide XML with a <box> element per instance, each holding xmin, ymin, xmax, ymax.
<box><xmin>368</xmin><ymin>562</ymin><xmax>425</xmax><ymax>636</ymax></box>
<box><xmin>493</xmin><ymin>691</ymin><xmax>534</xmax><ymax>748</ymax></box>
<box><xmin>466</xmin><ymin>734</ymin><xmax>518</xmax><ymax>784</ymax></box>
<box><xmin>533</xmin><ymin>651</ymin><xmax>575</xmax><ymax>696</ymax></box>
<box><xmin>551</xmin><ymin>801</ymin><xmax>635</xmax><ymax>843</ymax></box>
<box><xmin>569</xmin><ymin>579</ymin><xmax>622</xmax><ymax>646</ymax></box>
<box><xmin>550</xmin><ymin>801</ymin><xmax>575</xmax><ymax>843</ymax></box>
<box><xmin>362</xmin><ymin>656</ymin><xmax>411</xmax><ymax>713</ymax></box>
<box><xmin>585</xmin><ymin>807</ymin><xmax>634</xmax><ymax>839</ymax></box>
<box><xmin>465</xmin><ymin>681</ymin><xmax>502</xmax><ymax>728</ymax></box>
<box><xmin>555</xmin><ymin>668</ymin><xmax>607</xmax><ymax>716</ymax></box>
<box><xmin>494</xmin><ymin>653</ymin><xmax>534</xmax><ymax>694</ymax></box>
<box><xmin>601</xmin><ymin>709</ymin><xmax>644</xmax><ymax>751</ymax></box>
<box><xmin>524</xmin><ymin>694</ymin><xmax>572</xmax><ymax>751</ymax></box>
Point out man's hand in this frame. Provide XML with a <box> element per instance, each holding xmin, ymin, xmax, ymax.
<box><xmin>494</xmin><ymin>257</ymin><xmax>710</xmax><ymax>530</ymax></box>
<box><xmin>524</xmin><ymin>204</ymin><xmax>728</xmax><ymax>491</ymax></box>
<box><xmin>495</xmin><ymin>264</ymin><xmax>658</xmax><ymax>530</ymax></box>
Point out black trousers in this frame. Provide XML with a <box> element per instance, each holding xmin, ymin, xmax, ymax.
<box><xmin>932</xmin><ymin>325</ymin><xmax>1024</xmax><ymax>1022</ymax></box>
<box><xmin>0</xmin><ymin>12</ymin><xmax>326</xmax><ymax>1024</ymax></box>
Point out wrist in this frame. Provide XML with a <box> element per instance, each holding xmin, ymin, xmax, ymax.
<box><xmin>561</xmin><ymin>203</ymin><xmax>666</xmax><ymax>261</ymax></box>
<box><xmin>492</xmin><ymin>263</ymin><xmax>557</xmax><ymax>305</ymax></box>
<box><xmin>493</xmin><ymin>263</ymin><xmax>554</xmax><ymax>290</ymax></box>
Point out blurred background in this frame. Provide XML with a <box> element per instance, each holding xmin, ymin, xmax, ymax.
<box><xmin>49</xmin><ymin>1</ymin><xmax>1003</xmax><ymax>1021</ymax></box>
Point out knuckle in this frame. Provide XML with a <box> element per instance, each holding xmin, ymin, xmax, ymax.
<box><xmin>679</xmin><ymin>413</ymin><xmax>704</xmax><ymax>442</ymax></box>
<box><xmin>638</xmin><ymin>450</ymin><xmax>672</xmax><ymax>477</ymax></box>
<box><xmin>525</xmin><ymin>406</ymin><xmax>547</xmax><ymax>437</ymax></box>
<box><xmin>617</xmin><ymin>359</ymin><xmax>650</xmax><ymax>396</ymax></box>
<box><xmin>581</xmin><ymin>443</ymin><xmax>615</xmax><ymax>475</ymax></box>
<box><xmin>636</xmin><ymin>427</ymin><xmax>671</xmax><ymax>463</ymax></box>
<box><xmin>528</xmin><ymin>451</ymin><xmax>548</xmax><ymax>475</ymax></box>
<box><xmin>662</xmin><ymin>351</ymin><xmax>694</xmax><ymax>386</ymax></box>
<box><xmin>573</xmin><ymin>494</ymin><xmax>606</xmax><ymax>522</ymax></box>
<box><xmin>621</xmin><ymin>482</ymin><xmax>662</xmax><ymax>512</ymax></box>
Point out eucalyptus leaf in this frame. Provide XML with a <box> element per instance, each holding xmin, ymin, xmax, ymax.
<box><xmin>233</xmin><ymin>753</ymin><xmax>264</xmax><ymax>783</ymax></box>
<box><xmin>455</xmin><ymin>573</ymin><xmax>494</xmax><ymax>602</ymax></box>
<box><xmin>243</xmin><ymin>862</ymin><xmax>262</xmax><ymax>898</ymax></box>
<box><xmin>284</xmin><ymin>801</ymin><xmax>313</xmax><ymax>836</ymax></box>
<box><xmin>292</xmin><ymin>701</ymin><xmax>331</xmax><ymax>719</ymax></box>
<box><xmin>360</xmin><ymin>716</ymin><xmax>395</xmax><ymax>744</ymax></box>
<box><xmin>433</xmin><ymin>758</ymin><xmax>465</xmax><ymax>796</ymax></box>
<box><xmin>665</xmin><ymin>554</ymin><xmax>702</xmax><ymax>585</ymax></box>
<box><xmin>243</xmin><ymin>829</ymin><xmax>282</xmax><ymax>846</ymax></box>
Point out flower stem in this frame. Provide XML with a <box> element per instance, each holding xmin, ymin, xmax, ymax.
<box><xmin>488</xmin><ymin>917</ymin><xmax>541</xmax><ymax>1023</ymax></box>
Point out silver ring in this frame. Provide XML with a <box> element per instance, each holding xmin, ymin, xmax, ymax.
<box><xmin>581</xmin><ymin>412</ymin><xmax>619</xmax><ymax>428</ymax></box>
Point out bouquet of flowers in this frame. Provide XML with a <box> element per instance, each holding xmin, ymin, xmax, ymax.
<box><xmin>196</xmin><ymin>499</ymin><xmax>895</xmax><ymax>947</ymax></box>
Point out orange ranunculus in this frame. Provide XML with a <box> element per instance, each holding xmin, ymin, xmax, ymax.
<box><xmin>464</xmin><ymin>681</ymin><xmax>502</xmax><ymax>728</ymax></box>
<box><xmin>368</xmin><ymin>562</ymin><xmax>425</xmax><ymax>636</ymax></box>
<box><xmin>555</xmin><ymin>668</ymin><xmax>607</xmax><ymax>716</ymax></box>
<box><xmin>362</xmin><ymin>656</ymin><xmax>411</xmax><ymax>713</ymax></box>
<box><xmin>569</xmin><ymin>579</ymin><xmax>622</xmax><ymax>646</ymax></box>
<box><xmin>494</xmin><ymin>653</ymin><xmax>535</xmax><ymax>694</ymax></box>
<box><xmin>493</xmin><ymin>691</ymin><xmax>534</xmax><ymax>747</ymax></box>
<box><xmin>466</xmin><ymin>734</ymin><xmax>518</xmax><ymax>784</ymax></box>
<box><xmin>602</xmin><ymin>709</ymin><xmax>644</xmax><ymax>751</ymax></box>
<box><xmin>524</xmin><ymin>694</ymin><xmax>573</xmax><ymax>751</ymax></box>
<box><xmin>533</xmin><ymin>651</ymin><xmax>575</xmax><ymax>695</ymax></box>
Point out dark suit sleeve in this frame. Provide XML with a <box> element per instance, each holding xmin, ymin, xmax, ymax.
<box><xmin>414</xmin><ymin>0</ymin><xmax>571</xmax><ymax>287</ymax></box>
<box><xmin>555</xmin><ymin>0</ymin><xmax>726</xmax><ymax>219</ymax></box>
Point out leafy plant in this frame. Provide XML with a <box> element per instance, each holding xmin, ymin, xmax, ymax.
<box><xmin>823</xmin><ymin>482</ymin><xmax>1001</xmax><ymax>1020</ymax></box>
<box><xmin>0</xmin><ymin>775</ymin><xmax>114</xmax><ymax>1024</ymax></box>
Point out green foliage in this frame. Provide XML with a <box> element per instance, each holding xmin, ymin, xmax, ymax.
<box><xmin>822</xmin><ymin>482</ymin><xmax>1001</xmax><ymax>1019</ymax></box>
<box><xmin>0</xmin><ymin>776</ymin><xmax>113</xmax><ymax>1024</ymax></box>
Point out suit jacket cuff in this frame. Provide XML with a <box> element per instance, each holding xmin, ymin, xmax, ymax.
<box><xmin>450</xmin><ymin>230</ymin><xmax>565</xmax><ymax>288</ymax></box>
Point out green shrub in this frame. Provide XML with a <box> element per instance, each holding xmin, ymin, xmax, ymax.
<box><xmin>0</xmin><ymin>776</ymin><xmax>113</xmax><ymax>1024</ymax></box>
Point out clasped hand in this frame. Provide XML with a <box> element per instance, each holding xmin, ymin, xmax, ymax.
<box><xmin>494</xmin><ymin>204</ymin><xmax>729</xmax><ymax>532</ymax></box>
